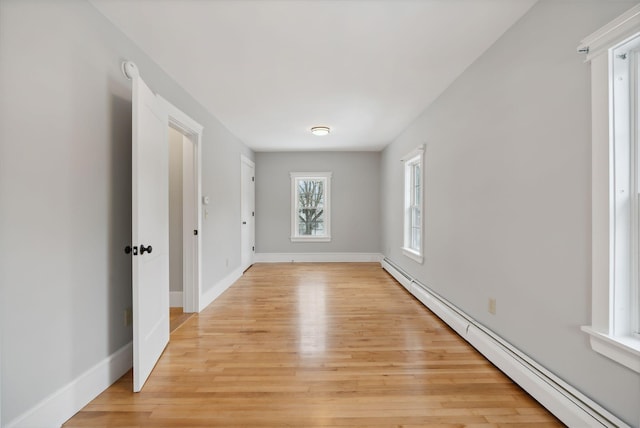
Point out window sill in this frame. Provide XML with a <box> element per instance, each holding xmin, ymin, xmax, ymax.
<box><xmin>291</xmin><ymin>236</ymin><xmax>331</xmax><ymax>243</ymax></box>
<box><xmin>402</xmin><ymin>247</ymin><xmax>423</xmax><ymax>264</ymax></box>
<box><xmin>581</xmin><ymin>326</ymin><xmax>640</xmax><ymax>373</ymax></box>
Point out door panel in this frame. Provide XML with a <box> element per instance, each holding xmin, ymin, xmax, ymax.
<box><xmin>131</xmin><ymin>70</ymin><xmax>170</xmax><ymax>392</ymax></box>
<box><xmin>241</xmin><ymin>158</ymin><xmax>255</xmax><ymax>271</ymax></box>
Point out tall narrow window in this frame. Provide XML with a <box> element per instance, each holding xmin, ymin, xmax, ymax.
<box><xmin>613</xmin><ymin>38</ymin><xmax>640</xmax><ymax>340</ymax></box>
<box><xmin>636</xmin><ymin>49</ymin><xmax>640</xmax><ymax>338</ymax></box>
<box><xmin>290</xmin><ymin>172</ymin><xmax>331</xmax><ymax>242</ymax></box>
<box><xmin>402</xmin><ymin>146</ymin><xmax>425</xmax><ymax>263</ymax></box>
<box><xmin>580</xmin><ymin>4</ymin><xmax>640</xmax><ymax>373</ymax></box>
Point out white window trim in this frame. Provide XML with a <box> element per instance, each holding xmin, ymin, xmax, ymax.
<box><xmin>402</xmin><ymin>145</ymin><xmax>425</xmax><ymax>264</ymax></box>
<box><xmin>290</xmin><ymin>172</ymin><xmax>332</xmax><ymax>242</ymax></box>
<box><xmin>581</xmin><ymin>4</ymin><xmax>640</xmax><ymax>373</ymax></box>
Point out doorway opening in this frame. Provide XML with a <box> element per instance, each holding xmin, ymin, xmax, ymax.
<box><xmin>168</xmin><ymin>126</ymin><xmax>194</xmax><ymax>326</ymax></box>
<box><xmin>165</xmin><ymin>100</ymin><xmax>203</xmax><ymax>314</ymax></box>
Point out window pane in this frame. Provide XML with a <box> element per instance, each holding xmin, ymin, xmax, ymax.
<box><xmin>297</xmin><ymin>178</ymin><xmax>325</xmax><ymax>236</ymax></box>
<box><xmin>637</xmin><ymin>54</ymin><xmax>640</xmax><ymax>335</ymax></box>
<box><xmin>414</xmin><ymin>165</ymin><xmax>421</xmax><ymax>204</ymax></box>
<box><xmin>410</xmin><ymin>206</ymin><xmax>421</xmax><ymax>251</ymax></box>
<box><xmin>411</xmin><ymin>227</ymin><xmax>421</xmax><ymax>251</ymax></box>
<box><xmin>638</xmin><ymin>193</ymin><xmax>640</xmax><ymax>334</ymax></box>
<box><xmin>411</xmin><ymin>206</ymin><xmax>421</xmax><ymax>227</ymax></box>
<box><xmin>402</xmin><ymin>150</ymin><xmax>424</xmax><ymax>259</ymax></box>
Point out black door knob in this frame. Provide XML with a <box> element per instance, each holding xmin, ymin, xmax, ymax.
<box><xmin>140</xmin><ymin>244</ymin><xmax>152</xmax><ymax>255</ymax></box>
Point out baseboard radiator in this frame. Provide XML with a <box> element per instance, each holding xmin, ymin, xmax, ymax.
<box><xmin>381</xmin><ymin>257</ymin><xmax>629</xmax><ymax>428</ymax></box>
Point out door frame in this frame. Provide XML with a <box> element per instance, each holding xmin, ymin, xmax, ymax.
<box><xmin>160</xmin><ymin>96</ymin><xmax>203</xmax><ymax>313</ymax></box>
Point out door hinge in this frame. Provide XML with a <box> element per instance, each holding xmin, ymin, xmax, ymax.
<box><xmin>252</xmin><ymin>176</ymin><xmax>255</xmax><ymax>182</ymax></box>
<box><xmin>193</xmin><ymin>229</ymin><xmax>198</xmax><ymax>236</ymax></box>
<box><xmin>252</xmin><ymin>211</ymin><xmax>255</xmax><ymax>217</ymax></box>
<box><xmin>252</xmin><ymin>246</ymin><xmax>255</xmax><ymax>252</ymax></box>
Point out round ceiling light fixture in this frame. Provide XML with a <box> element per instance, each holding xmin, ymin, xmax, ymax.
<box><xmin>310</xmin><ymin>126</ymin><xmax>330</xmax><ymax>136</ymax></box>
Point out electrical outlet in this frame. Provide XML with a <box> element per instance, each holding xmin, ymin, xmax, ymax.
<box><xmin>124</xmin><ymin>307</ymin><xmax>133</xmax><ymax>326</ymax></box>
<box><xmin>488</xmin><ymin>298</ymin><xmax>496</xmax><ymax>315</ymax></box>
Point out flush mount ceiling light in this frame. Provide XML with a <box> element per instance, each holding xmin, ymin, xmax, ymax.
<box><xmin>310</xmin><ymin>126</ymin><xmax>330</xmax><ymax>136</ymax></box>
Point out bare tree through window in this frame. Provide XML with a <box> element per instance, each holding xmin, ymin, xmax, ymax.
<box><xmin>298</xmin><ymin>179</ymin><xmax>324</xmax><ymax>235</ymax></box>
<box><xmin>290</xmin><ymin>172</ymin><xmax>331</xmax><ymax>241</ymax></box>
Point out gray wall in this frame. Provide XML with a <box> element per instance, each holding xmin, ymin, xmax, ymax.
<box><xmin>168</xmin><ymin>127</ymin><xmax>183</xmax><ymax>294</ymax></box>
<box><xmin>380</xmin><ymin>1</ymin><xmax>640</xmax><ymax>425</ymax></box>
<box><xmin>256</xmin><ymin>152</ymin><xmax>380</xmax><ymax>254</ymax></box>
<box><xmin>0</xmin><ymin>0</ymin><xmax>253</xmax><ymax>424</ymax></box>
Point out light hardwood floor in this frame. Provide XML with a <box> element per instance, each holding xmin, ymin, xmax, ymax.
<box><xmin>64</xmin><ymin>263</ymin><xmax>563</xmax><ymax>427</ymax></box>
<box><xmin>169</xmin><ymin>307</ymin><xmax>194</xmax><ymax>333</ymax></box>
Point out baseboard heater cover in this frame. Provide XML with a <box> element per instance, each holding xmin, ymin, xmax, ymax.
<box><xmin>381</xmin><ymin>257</ymin><xmax>629</xmax><ymax>428</ymax></box>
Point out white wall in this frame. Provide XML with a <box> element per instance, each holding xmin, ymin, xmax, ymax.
<box><xmin>380</xmin><ymin>1</ymin><xmax>640</xmax><ymax>425</ymax></box>
<box><xmin>255</xmin><ymin>151</ymin><xmax>381</xmax><ymax>254</ymax></box>
<box><xmin>168</xmin><ymin>127</ymin><xmax>183</xmax><ymax>294</ymax></box>
<box><xmin>0</xmin><ymin>0</ymin><xmax>253</xmax><ymax>424</ymax></box>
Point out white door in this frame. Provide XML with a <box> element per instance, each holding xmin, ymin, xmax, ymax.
<box><xmin>129</xmin><ymin>63</ymin><xmax>170</xmax><ymax>392</ymax></box>
<box><xmin>241</xmin><ymin>156</ymin><xmax>255</xmax><ymax>271</ymax></box>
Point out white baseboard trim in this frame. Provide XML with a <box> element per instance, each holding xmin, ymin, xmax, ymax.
<box><xmin>381</xmin><ymin>257</ymin><xmax>629</xmax><ymax>428</ymax></box>
<box><xmin>6</xmin><ymin>342</ymin><xmax>133</xmax><ymax>428</ymax></box>
<box><xmin>6</xmin><ymin>268</ymin><xmax>245</xmax><ymax>427</ymax></box>
<box><xmin>199</xmin><ymin>266</ymin><xmax>243</xmax><ymax>312</ymax></box>
<box><xmin>254</xmin><ymin>252</ymin><xmax>383</xmax><ymax>263</ymax></box>
<box><xmin>170</xmin><ymin>291</ymin><xmax>183</xmax><ymax>307</ymax></box>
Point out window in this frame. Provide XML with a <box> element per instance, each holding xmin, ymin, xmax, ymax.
<box><xmin>610</xmin><ymin>36</ymin><xmax>640</xmax><ymax>341</ymax></box>
<box><xmin>290</xmin><ymin>172</ymin><xmax>331</xmax><ymax>242</ymax></box>
<box><xmin>580</xmin><ymin>4</ymin><xmax>640</xmax><ymax>373</ymax></box>
<box><xmin>402</xmin><ymin>146</ymin><xmax>425</xmax><ymax>263</ymax></box>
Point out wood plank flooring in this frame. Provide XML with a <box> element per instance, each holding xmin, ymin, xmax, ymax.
<box><xmin>170</xmin><ymin>307</ymin><xmax>193</xmax><ymax>333</ymax></box>
<box><xmin>64</xmin><ymin>263</ymin><xmax>563</xmax><ymax>427</ymax></box>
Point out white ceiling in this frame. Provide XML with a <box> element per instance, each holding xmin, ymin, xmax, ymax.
<box><xmin>90</xmin><ymin>0</ymin><xmax>537</xmax><ymax>152</ymax></box>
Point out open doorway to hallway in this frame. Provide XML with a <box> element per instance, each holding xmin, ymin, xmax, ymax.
<box><xmin>168</xmin><ymin>125</ymin><xmax>198</xmax><ymax>322</ymax></box>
